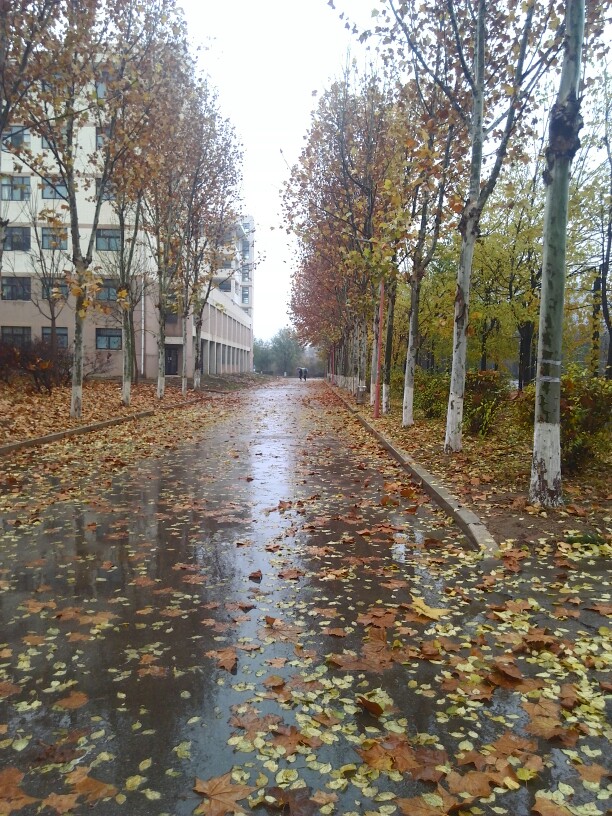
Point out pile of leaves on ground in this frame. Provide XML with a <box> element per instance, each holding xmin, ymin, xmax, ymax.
<box><xmin>358</xmin><ymin>390</ymin><xmax>610</xmax><ymax>549</ymax></box>
<box><xmin>0</xmin><ymin>375</ymin><xmax>261</xmax><ymax>445</ymax></box>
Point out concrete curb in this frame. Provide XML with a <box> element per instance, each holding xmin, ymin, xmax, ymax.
<box><xmin>0</xmin><ymin>397</ymin><xmax>205</xmax><ymax>458</ymax></box>
<box><xmin>331</xmin><ymin>386</ymin><xmax>499</xmax><ymax>558</ymax></box>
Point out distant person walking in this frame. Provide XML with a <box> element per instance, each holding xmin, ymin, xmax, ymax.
<box><xmin>303</xmin><ymin>368</ymin><xmax>308</xmax><ymax>381</ymax></box>
<box><xmin>298</xmin><ymin>368</ymin><xmax>303</xmax><ymax>381</ymax></box>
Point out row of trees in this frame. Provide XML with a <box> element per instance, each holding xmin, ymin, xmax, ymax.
<box><xmin>0</xmin><ymin>0</ymin><xmax>243</xmax><ymax>415</ymax></box>
<box><xmin>285</xmin><ymin>0</ymin><xmax>611</xmax><ymax>506</ymax></box>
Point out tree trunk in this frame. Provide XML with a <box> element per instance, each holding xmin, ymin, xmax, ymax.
<box><xmin>382</xmin><ymin>277</ymin><xmax>397</xmax><ymax>414</ymax></box>
<box><xmin>70</xmin><ymin>295</ymin><xmax>85</xmax><ymax>419</ymax></box>
<box><xmin>518</xmin><ymin>321</ymin><xmax>535</xmax><ymax>390</ymax></box>
<box><xmin>194</xmin><ymin>315</ymin><xmax>203</xmax><ymax>390</ymax></box>
<box><xmin>121</xmin><ymin>308</ymin><xmax>132</xmax><ymax>406</ymax></box>
<box><xmin>444</xmin><ymin>0</ymin><xmax>485</xmax><ymax>453</ymax></box>
<box><xmin>157</xmin><ymin>321</ymin><xmax>166</xmax><ymax>400</ymax></box>
<box><xmin>591</xmin><ymin>270</ymin><xmax>601</xmax><ymax>376</ymax></box>
<box><xmin>370</xmin><ymin>284</ymin><xmax>382</xmax><ymax>406</ymax></box>
<box><xmin>530</xmin><ymin>0</ymin><xmax>584</xmax><ymax>507</ymax></box>
<box><xmin>402</xmin><ymin>275</ymin><xmax>421</xmax><ymax>426</ymax></box>
<box><xmin>181</xmin><ymin>313</ymin><xmax>188</xmax><ymax>397</ymax></box>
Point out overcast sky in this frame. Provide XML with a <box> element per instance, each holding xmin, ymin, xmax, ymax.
<box><xmin>179</xmin><ymin>0</ymin><xmax>372</xmax><ymax>341</ymax></box>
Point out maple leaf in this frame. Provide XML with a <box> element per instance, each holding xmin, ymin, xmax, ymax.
<box><xmin>193</xmin><ymin>772</ymin><xmax>256</xmax><ymax>815</ymax></box>
<box><xmin>0</xmin><ymin>767</ymin><xmax>38</xmax><ymax>813</ymax></box>
<box><xmin>54</xmin><ymin>691</ymin><xmax>88</xmax><ymax>710</ymax></box>
<box><xmin>397</xmin><ymin>785</ymin><xmax>458</xmax><ymax>815</ymax></box>
<box><xmin>446</xmin><ymin>769</ymin><xmax>494</xmax><ymax>798</ymax></box>
<box><xmin>357</xmin><ymin>739</ymin><xmax>394</xmax><ymax>770</ymax></box>
<box><xmin>66</xmin><ymin>767</ymin><xmax>117</xmax><ymax>803</ymax></box>
<box><xmin>206</xmin><ymin>647</ymin><xmax>238</xmax><ymax>673</ymax></box>
<box><xmin>41</xmin><ymin>792</ymin><xmax>81</xmax><ymax>814</ymax></box>
<box><xmin>264</xmin><ymin>785</ymin><xmax>317</xmax><ymax>815</ymax></box>
<box><xmin>531</xmin><ymin>796</ymin><xmax>573</xmax><ymax>816</ymax></box>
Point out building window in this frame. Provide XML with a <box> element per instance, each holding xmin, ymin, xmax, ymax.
<box><xmin>241</xmin><ymin>286</ymin><xmax>249</xmax><ymax>304</ymax></box>
<box><xmin>42</xmin><ymin>178</ymin><xmax>68</xmax><ymax>199</ymax></box>
<box><xmin>1</xmin><ymin>276</ymin><xmax>31</xmax><ymax>300</ymax></box>
<box><xmin>241</xmin><ymin>239</ymin><xmax>250</xmax><ymax>259</ymax></box>
<box><xmin>1</xmin><ymin>326</ymin><xmax>31</xmax><ymax>347</ymax></box>
<box><xmin>96</xmin><ymin>178</ymin><xmax>115</xmax><ymax>201</ymax></box>
<box><xmin>95</xmin><ymin>328</ymin><xmax>122</xmax><ymax>350</ymax></box>
<box><xmin>3</xmin><ymin>227</ymin><xmax>30</xmax><ymax>251</ymax></box>
<box><xmin>1</xmin><ymin>127</ymin><xmax>30</xmax><ymax>151</ymax></box>
<box><xmin>42</xmin><ymin>327</ymin><xmax>68</xmax><ymax>348</ymax></box>
<box><xmin>241</xmin><ymin>267</ymin><xmax>250</xmax><ymax>282</ymax></box>
<box><xmin>97</xmin><ymin>278</ymin><xmax>117</xmax><ymax>301</ymax></box>
<box><xmin>218</xmin><ymin>279</ymin><xmax>232</xmax><ymax>293</ymax></box>
<box><xmin>41</xmin><ymin>280</ymin><xmax>69</xmax><ymax>299</ymax></box>
<box><xmin>1</xmin><ymin>175</ymin><xmax>30</xmax><ymax>201</ymax></box>
<box><xmin>96</xmin><ymin>229</ymin><xmax>120</xmax><ymax>251</ymax></box>
<box><xmin>41</xmin><ymin>227</ymin><xmax>68</xmax><ymax>251</ymax></box>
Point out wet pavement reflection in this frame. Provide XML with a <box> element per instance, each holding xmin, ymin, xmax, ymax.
<box><xmin>0</xmin><ymin>381</ymin><xmax>609</xmax><ymax>815</ymax></box>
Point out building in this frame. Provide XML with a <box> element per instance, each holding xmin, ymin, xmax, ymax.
<box><xmin>0</xmin><ymin>123</ymin><xmax>254</xmax><ymax>380</ymax></box>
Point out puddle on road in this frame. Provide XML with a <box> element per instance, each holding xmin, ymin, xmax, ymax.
<box><xmin>0</xmin><ymin>383</ymin><xmax>609</xmax><ymax>815</ymax></box>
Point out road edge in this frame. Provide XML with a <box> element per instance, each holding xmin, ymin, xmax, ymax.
<box><xmin>331</xmin><ymin>385</ymin><xmax>499</xmax><ymax>558</ymax></box>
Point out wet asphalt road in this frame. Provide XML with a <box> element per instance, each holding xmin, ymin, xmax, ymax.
<box><xmin>0</xmin><ymin>380</ymin><xmax>609</xmax><ymax>815</ymax></box>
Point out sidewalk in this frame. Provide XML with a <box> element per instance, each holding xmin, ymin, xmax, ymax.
<box><xmin>0</xmin><ymin>380</ymin><xmax>609</xmax><ymax>816</ymax></box>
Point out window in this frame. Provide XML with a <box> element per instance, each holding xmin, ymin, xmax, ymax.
<box><xmin>42</xmin><ymin>327</ymin><xmax>68</xmax><ymax>348</ymax></box>
<box><xmin>241</xmin><ymin>286</ymin><xmax>249</xmax><ymax>304</ymax></box>
<box><xmin>96</xmin><ymin>178</ymin><xmax>115</xmax><ymax>201</ymax></box>
<box><xmin>97</xmin><ymin>278</ymin><xmax>117</xmax><ymax>301</ymax></box>
<box><xmin>222</xmin><ymin>260</ymin><xmax>232</xmax><ymax>269</ymax></box>
<box><xmin>95</xmin><ymin>328</ymin><xmax>122</xmax><ymax>350</ymax></box>
<box><xmin>218</xmin><ymin>279</ymin><xmax>231</xmax><ymax>293</ymax></box>
<box><xmin>42</xmin><ymin>178</ymin><xmax>68</xmax><ymax>199</ymax></box>
<box><xmin>1</xmin><ymin>326</ymin><xmax>31</xmax><ymax>348</ymax></box>
<box><xmin>1</xmin><ymin>126</ymin><xmax>29</xmax><ymax>151</ymax></box>
<box><xmin>96</xmin><ymin>229</ymin><xmax>120</xmax><ymax>251</ymax></box>
<box><xmin>41</xmin><ymin>123</ymin><xmax>68</xmax><ymax>151</ymax></box>
<box><xmin>1</xmin><ymin>277</ymin><xmax>31</xmax><ymax>300</ymax></box>
<box><xmin>1</xmin><ymin>176</ymin><xmax>30</xmax><ymax>201</ymax></box>
<box><xmin>41</xmin><ymin>227</ymin><xmax>67</xmax><ymax>251</ymax></box>
<box><xmin>241</xmin><ymin>239</ymin><xmax>250</xmax><ymax>259</ymax></box>
<box><xmin>96</xmin><ymin>126</ymin><xmax>111</xmax><ymax>150</ymax></box>
<box><xmin>3</xmin><ymin>227</ymin><xmax>30</xmax><ymax>251</ymax></box>
<box><xmin>41</xmin><ymin>280</ymin><xmax>69</xmax><ymax>299</ymax></box>
<box><xmin>241</xmin><ymin>268</ymin><xmax>250</xmax><ymax>282</ymax></box>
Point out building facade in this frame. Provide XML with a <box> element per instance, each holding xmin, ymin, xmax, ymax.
<box><xmin>0</xmin><ymin>124</ymin><xmax>254</xmax><ymax>380</ymax></box>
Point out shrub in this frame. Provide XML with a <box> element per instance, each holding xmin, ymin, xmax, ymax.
<box><xmin>0</xmin><ymin>342</ymin><xmax>20</xmax><ymax>383</ymax></box>
<box><xmin>463</xmin><ymin>370</ymin><xmax>511</xmax><ymax>437</ymax></box>
<box><xmin>514</xmin><ymin>366</ymin><xmax>612</xmax><ymax>472</ymax></box>
<box><xmin>18</xmin><ymin>340</ymin><xmax>72</xmax><ymax>392</ymax></box>
<box><xmin>413</xmin><ymin>368</ymin><xmax>450</xmax><ymax>418</ymax></box>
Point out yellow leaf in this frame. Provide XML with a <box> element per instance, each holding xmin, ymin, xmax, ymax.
<box><xmin>411</xmin><ymin>596</ymin><xmax>448</xmax><ymax>620</ymax></box>
<box><xmin>125</xmin><ymin>775</ymin><xmax>145</xmax><ymax>791</ymax></box>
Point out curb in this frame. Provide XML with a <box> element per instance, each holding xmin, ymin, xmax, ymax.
<box><xmin>331</xmin><ymin>386</ymin><xmax>499</xmax><ymax>558</ymax></box>
<box><xmin>0</xmin><ymin>397</ymin><xmax>206</xmax><ymax>458</ymax></box>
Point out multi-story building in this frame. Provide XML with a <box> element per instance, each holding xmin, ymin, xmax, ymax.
<box><xmin>0</xmin><ymin>124</ymin><xmax>254</xmax><ymax>380</ymax></box>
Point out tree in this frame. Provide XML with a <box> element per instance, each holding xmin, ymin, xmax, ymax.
<box><xmin>0</xmin><ymin>0</ymin><xmax>59</xmax><ymax>272</ymax></box>
<box><xmin>269</xmin><ymin>327</ymin><xmax>302</xmax><ymax>376</ymax></box>
<box><xmin>253</xmin><ymin>338</ymin><xmax>272</xmax><ymax>373</ymax></box>
<box><xmin>529</xmin><ymin>0</ymin><xmax>585</xmax><ymax>507</ymax></box>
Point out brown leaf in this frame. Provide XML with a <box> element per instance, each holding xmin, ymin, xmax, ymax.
<box><xmin>55</xmin><ymin>691</ymin><xmax>88</xmax><ymax>710</ymax></box>
<box><xmin>193</xmin><ymin>772</ymin><xmax>256</xmax><ymax>815</ymax></box>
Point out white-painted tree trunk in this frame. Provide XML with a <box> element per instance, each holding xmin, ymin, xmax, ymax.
<box><xmin>529</xmin><ymin>0</ymin><xmax>584</xmax><ymax>506</ymax></box>
<box><xmin>444</xmin><ymin>230</ymin><xmax>477</xmax><ymax>451</ymax></box>
<box><xmin>382</xmin><ymin>383</ymin><xmax>390</xmax><ymax>414</ymax></box>
<box><xmin>157</xmin><ymin>337</ymin><xmax>165</xmax><ymax>399</ymax></box>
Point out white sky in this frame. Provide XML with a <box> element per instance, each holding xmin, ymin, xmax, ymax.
<box><xmin>179</xmin><ymin>0</ymin><xmax>372</xmax><ymax>341</ymax></box>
